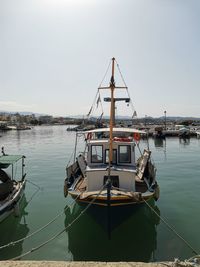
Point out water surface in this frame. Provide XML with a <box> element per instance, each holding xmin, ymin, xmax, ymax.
<box><xmin>0</xmin><ymin>126</ymin><xmax>200</xmax><ymax>261</ymax></box>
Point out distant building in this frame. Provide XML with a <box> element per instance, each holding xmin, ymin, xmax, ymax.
<box><xmin>38</xmin><ymin>115</ymin><xmax>53</xmax><ymax>124</ymax></box>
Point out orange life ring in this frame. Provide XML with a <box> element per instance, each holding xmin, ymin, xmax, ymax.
<box><xmin>133</xmin><ymin>132</ymin><xmax>140</xmax><ymax>141</ymax></box>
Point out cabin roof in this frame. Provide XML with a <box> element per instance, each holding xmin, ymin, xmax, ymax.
<box><xmin>88</xmin><ymin>139</ymin><xmax>109</xmax><ymax>144</ymax></box>
<box><xmin>0</xmin><ymin>155</ymin><xmax>25</xmax><ymax>165</ymax></box>
<box><xmin>88</xmin><ymin>139</ymin><xmax>135</xmax><ymax>144</ymax></box>
<box><xmin>84</xmin><ymin>127</ymin><xmax>146</xmax><ymax>134</ymax></box>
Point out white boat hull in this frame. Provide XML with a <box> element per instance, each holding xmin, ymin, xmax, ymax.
<box><xmin>0</xmin><ymin>180</ymin><xmax>26</xmax><ymax>223</ymax></box>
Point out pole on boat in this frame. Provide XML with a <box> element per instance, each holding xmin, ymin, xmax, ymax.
<box><xmin>109</xmin><ymin>57</ymin><xmax>115</xmax><ymax>166</ymax></box>
<box><xmin>107</xmin><ymin>57</ymin><xmax>115</xmax><ymax>239</ymax></box>
<box><xmin>73</xmin><ymin>132</ymin><xmax>78</xmax><ymax>163</ymax></box>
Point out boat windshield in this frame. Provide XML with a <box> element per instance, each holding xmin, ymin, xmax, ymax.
<box><xmin>118</xmin><ymin>145</ymin><xmax>131</xmax><ymax>163</ymax></box>
<box><xmin>105</xmin><ymin>149</ymin><xmax>117</xmax><ymax>164</ymax></box>
<box><xmin>91</xmin><ymin>145</ymin><xmax>103</xmax><ymax>163</ymax></box>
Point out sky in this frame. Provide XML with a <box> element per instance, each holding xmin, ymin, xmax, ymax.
<box><xmin>0</xmin><ymin>0</ymin><xmax>200</xmax><ymax>118</ymax></box>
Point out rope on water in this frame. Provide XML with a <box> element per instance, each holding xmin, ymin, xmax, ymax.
<box><xmin>25</xmin><ymin>180</ymin><xmax>41</xmax><ymax>207</ymax></box>
<box><xmin>0</xmin><ymin>190</ymin><xmax>82</xmax><ymax>250</ymax></box>
<box><xmin>26</xmin><ymin>179</ymin><xmax>41</xmax><ymax>190</ymax></box>
<box><xmin>9</xmin><ymin>183</ymin><xmax>107</xmax><ymax>261</ymax></box>
<box><xmin>143</xmin><ymin>198</ymin><xmax>199</xmax><ymax>256</ymax></box>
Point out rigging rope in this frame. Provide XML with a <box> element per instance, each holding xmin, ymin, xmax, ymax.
<box><xmin>10</xmin><ymin>183</ymin><xmax>107</xmax><ymax>261</ymax></box>
<box><xmin>98</xmin><ymin>59</ymin><xmax>112</xmax><ymax>88</ymax></box>
<box><xmin>97</xmin><ymin>90</ymin><xmax>104</xmax><ymax>118</ymax></box>
<box><xmin>115</xmin><ymin>60</ymin><xmax>137</xmax><ymax>118</ymax></box>
<box><xmin>86</xmin><ymin>90</ymin><xmax>99</xmax><ymax>118</ymax></box>
<box><xmin>66</xmin><ymin>132</ymin><xmax>85</xmax><ymax>167</ymax></box>
<box><xmin>143</xmin><ymin>198</ymin><xmax>199</xmax><ymax>256</ymax></box>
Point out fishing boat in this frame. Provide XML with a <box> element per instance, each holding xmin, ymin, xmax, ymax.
<box><xmin>0</xmin><ymin>147</ymin><xmax>26</xmax><ymax>223</ymax></box>
<box><xmin>64</xmin><ymin>58</ymin><xmax>159</xmax><ymax>207</ymax></box>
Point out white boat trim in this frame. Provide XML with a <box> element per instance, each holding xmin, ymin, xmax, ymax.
<box><xmin>84</xmin><ymin>127</ymin><xmax>146</xmax><ymax>134</ymax></box>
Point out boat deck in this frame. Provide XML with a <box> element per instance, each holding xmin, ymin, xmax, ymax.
<box><xmin>75</xmin><ymin>178</ymin><xmax>148</xmax><ymax>194</ymax></box>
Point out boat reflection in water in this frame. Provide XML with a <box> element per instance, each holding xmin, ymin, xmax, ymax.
<box><xmin>154</xmin><ymin>137</ymin><xmax>164</xmax><ymax>148</ymax></box>
<box><xmin>64</xmin><ymin>200</ymin><xmax>160</xmax><ymax>262</ymax></box>
<box><xmin>179</xmin><ymin>137</ymin><xmax>190</xmax><ymax>146</ymax></box>
<box><xmin>0</xmin><ymin>194</ymin><xmax>29</xmax><ymax>260</ymax></box>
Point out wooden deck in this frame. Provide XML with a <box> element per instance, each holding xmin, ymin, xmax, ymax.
<box><xmin>75</xmin><ymin>177</ymin><xmax>148</xmax><ymax>194</ymax></box>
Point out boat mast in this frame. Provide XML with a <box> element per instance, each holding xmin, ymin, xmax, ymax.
<box><xmin>109</xmin><ymin>57</ymin><xmax>115</xmax><ymax>165</ymax></box>
<box><xmin>106</xmin><ymin>58</ymin><xmax>115</xmax><ymax>239</ymax></box>
<box><xmin>98</xmin><ymin>57</ymin><xmax>129</xmax><ymax>165</ymax></box>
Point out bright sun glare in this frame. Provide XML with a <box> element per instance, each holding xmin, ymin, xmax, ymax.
<box><xmin>45</xmin><ymin>0</ymin><xmax>94</xmax><ymax>7</ymax></box>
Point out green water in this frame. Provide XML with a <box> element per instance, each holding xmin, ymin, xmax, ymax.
<box><xmin>0</xmin><ymin>126</ymin><xmax>200</xmax><ymax>261</ymax></box>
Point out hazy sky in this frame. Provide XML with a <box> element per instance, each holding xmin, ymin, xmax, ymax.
<box><xmin>0</xmin><ymin>0</ymin><xmax>200</xmax><ymax>118</ymax></box>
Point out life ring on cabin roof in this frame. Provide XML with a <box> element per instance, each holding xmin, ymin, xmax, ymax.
<box><xmin>133</xmin><ymin>132</ymin><xmax>141</xmax><ymax>142</ymax></box>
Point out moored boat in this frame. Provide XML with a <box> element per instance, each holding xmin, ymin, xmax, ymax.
<box><xmin>64</xmin><ymin>58</ymin><xmax>159</xmax><ymax>207</ymax></box>
<box><xmin>0</xmin><ymin>147</ymin><xmax>26</xmax><ymax>223</ymax></box>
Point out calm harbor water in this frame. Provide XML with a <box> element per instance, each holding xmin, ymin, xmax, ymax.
<box><xmin>0</xmin><ymin>125</ymin><xmax>200</xmax><ymax>262</ymax></box>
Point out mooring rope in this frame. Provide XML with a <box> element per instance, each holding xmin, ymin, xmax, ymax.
<box><xmin>159</xmin><ymin>256</ymin><xmax>200</xmax><ymax>267</ymax></box>
<box><xmin>185</xmin><ymin>255</ymin><xmax>200</xmax><ymax>266</ymax></box>
<box><xmin>26</xmin><ymin>179</ymin><xmax>41</xmax><ymax>190</ymax></box>
<box><xmin>25</xmin><ymin>180</ymin><xmax>41</xmax><ymax>207</ymax></box>
<box><xmin>10</xmin><ymin>183</ymin><xmax>106</xmax><ymax>261</ymax></box>
<box><xmin>143</xmin><ymin>198</ymin><xmax>199</xmax><ymax>256</ymax></box>
<box><xmin>0</xmin><ymin>191</ymin><xmax>82</xmax><ymax>250</ymax></box>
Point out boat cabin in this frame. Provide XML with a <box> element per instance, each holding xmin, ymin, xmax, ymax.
<box><xmin>84</xmin><ymin>129</ymin><xmax>140</xmax><ymax>192</ymax></box>
<box><xmin>87</xmin><ymin>139</ymin><xmax>136</xmax><ymax>167</ymax></box>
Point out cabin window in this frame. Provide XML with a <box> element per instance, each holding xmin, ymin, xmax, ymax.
<box><xmin>91</xmin><ymin>145</ymin><xmax>103</xmax><ymax>163</ymax></box>
<box><xmin>105</xmin><ymin>149</ymin><xmax>117</xmax><ymax>164</ymax></box>
<box><xmin>118</xmin><ymin>145</ymin><xmax>131</xmax><ymax>163</ymax></box>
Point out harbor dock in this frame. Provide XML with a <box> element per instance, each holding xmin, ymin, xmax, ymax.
<box><xmin>0</xmin><ymin>261</ymin><xmax>189</xmax><ymax>267</ymax></box>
